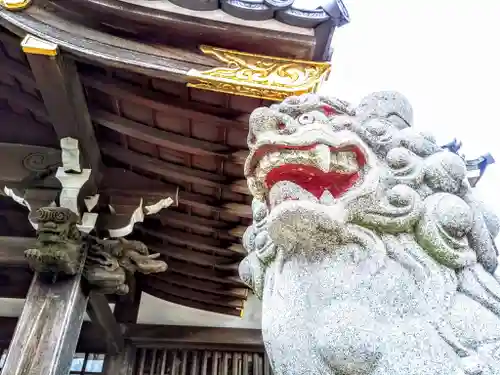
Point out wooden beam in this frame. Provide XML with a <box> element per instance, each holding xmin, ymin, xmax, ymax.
<box><xmin>101</xmin><ymin>282</ymin><xmax>142</xmax><ymax>375</ymax></box>
<box><xmin>102</xmin><ymin>344</ymin><xmax>136</xmax><ymax>375</ymax></box>
<box><xmin>0</xmin><ymin>236</ymin><xmax>35</xmax><ymax>267</ymax></box>
<box><xmin>113</xmin><ymin>282</ymin><xmax>142</xmax><ymax>324</ymax></box>
<box><xmin>0</xmin><ymin>317</ymin><xmax>107</xmax><ymax>353</ymax></box>
<box><xmin>0</xmin><ymin>257</ymin><xmax>89</xmax><ymax>375</ymax></box>
<box><xmin>21</xmin><ymin>34</ymin><xmax>101</xmax><ymax>183</ymax></box>
<box><xmin>126</xmin><ymin>324</ymin><xmax>264</xmax><ymax>352</ymax></box>
<box><xmin>86</xmin><ymin>291</ymin><xmax>124</xmax><ymax>355</ymax></box>
<box><xmin>0</xmin><ymin>317</ymin><xmax>265</xmax><ymax>353</ymax></box>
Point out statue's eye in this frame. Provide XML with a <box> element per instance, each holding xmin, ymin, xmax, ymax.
<box><xmin>298</xmin><ymin>113</ymin><xmax>315</xmax><ymax>125</ymax></box>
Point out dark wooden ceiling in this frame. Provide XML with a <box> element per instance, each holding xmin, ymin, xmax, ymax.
<box><xmin>0</xmin><ymin>23</ymin><xmax>258</xmax><ymax>316</ymax></box>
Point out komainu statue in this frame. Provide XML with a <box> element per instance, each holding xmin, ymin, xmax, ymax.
<box><xmin>26</xmin><ymin>207</ymin><xmax>82</xmax><ymax>276</ymax></box>
<box><xmin>239</xmin><ymin>92</ymin><xmax>500</xmax><ymax>375</ymax></box>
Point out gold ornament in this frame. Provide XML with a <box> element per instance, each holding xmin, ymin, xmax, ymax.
<box><xmin>0</xmin><ymin>0</ymin><xmax>31</xmax><ymax>11</ymax></box>
<box><xmin>187</xmin><ymin>45</ymin><xmax>331</xmax><ymax>101</ymax></box>
<box><xmin>21</xmin><ymin>35</ymin><xmax>58</xmax><ymax>56</ymax></box>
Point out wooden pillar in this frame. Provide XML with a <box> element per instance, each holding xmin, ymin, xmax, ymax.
<box><xmin>102</xmin><ymin>287</ymin><xmax>142</xmax><ymax>375</ymax></box>
<box><xmin>1</xmin><ymin>159</ymin><xmax>93</xmax><ymax>375</ymax></box>
<box><xmin>0</xmin><ymin>257</ymin><xmax>88</xmax><ymax>375</ymax></box>
<box><xmin>0</xmin><ymin>31</ymin><xmax>99</xmax><ymax>372</ymax></box>
<box><xmin>20</xmin><ymin>33</ymin><xmax>102</xmax><ymax>186</ymax></box>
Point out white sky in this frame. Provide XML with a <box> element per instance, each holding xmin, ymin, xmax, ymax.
<box><xmin>323</xmin><ymin>0</ymin><xmax>500</xmax><ymax>211</ymax></box>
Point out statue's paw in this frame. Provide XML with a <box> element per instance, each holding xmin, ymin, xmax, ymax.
<box><xmin>43</xmin><ymin>251</ymin><xmax>77</xmax><ymax>275</ymax></box>
<box><xmin>25</xmin><ymin>248</ymin><xmax>42</xmax><ymax>260</ymax></box>
<box><xmin>267</xmin><ymin>200</ymin><xmax>347</xmax><ymax>247</ymax></box>
<box><xmin>461</xmin><ymin>355</ymin><xmax>486</xmax><ymax>375</ymax></box>
<box><xmin>25</xmin><ymin>249</ymin><xmax>45</xmax><ymax>272</ymax></box>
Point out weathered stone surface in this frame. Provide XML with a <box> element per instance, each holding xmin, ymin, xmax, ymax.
<box><xmin>26</xmin><ymin>207</ymin><xmax>83</xmax><ymax>276</ymax></box>
<box><xmin>240</xmin><ymin>92</ymin><xmax>500</xmax><ymax>374</ymax></box>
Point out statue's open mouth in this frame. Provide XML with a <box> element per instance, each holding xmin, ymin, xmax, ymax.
<box><xmin>246</xmin><ymin>142</ymin><xmax>369</xmax><ymax>200</ymax></box>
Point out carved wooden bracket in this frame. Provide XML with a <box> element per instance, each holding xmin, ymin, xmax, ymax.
<box><xmin>2</xmin><ymin>138</ymin><xmax>171</xmax><ymax>294</ymax></box>
<box><xmin>186</xmin><ymin>45</ymin><xmax>331</xmax><ymax>101</ymax></box>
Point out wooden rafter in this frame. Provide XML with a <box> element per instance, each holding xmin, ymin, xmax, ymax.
<box><xmin>21</xmin><ymin>33</ymin><xmax>101</xmax><ymax>186</ymax></box>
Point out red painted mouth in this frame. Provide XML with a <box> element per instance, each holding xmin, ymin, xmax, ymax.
<box><xmin>266</xmin><ymin>164</ymin><xmax>360</xmax><ymax>199</ymax></box>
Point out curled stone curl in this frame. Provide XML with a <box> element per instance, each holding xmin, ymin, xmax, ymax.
<box><xmin>385</xmin><ymin>147</ymin><xmax>425</xmax><ymax>188</ymax></box>
<box><xmin>423</xmin><ymin>151</ymin><xmax>469</xmax><ymax>196</ymax></box>
<box><xmin>415</xmin><ymin>193</ymin><xmax>476</xmax><ymax>269</ymax></box>
<box><xmin>239</xmin><ymin>199</ymin><xmax>277</xmax><ymax>298</ymax></box>
<box><xmin>350</xmin><ymin>185</ymin><xmax>423</xmax><ymax>233</ymax></box>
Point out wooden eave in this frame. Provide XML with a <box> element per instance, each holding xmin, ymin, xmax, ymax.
<box><xmin>0</xmin><ymin>23</ymin><xmax>258</xmax><ymax>315</ymax></box>
<box><xmin>0</xmin><ymin>5</ymin><xmax>219</xmax><ymax>83</ymax></box>
<box><xmin>47</xmin><ymin>0</ymin><xmax>319</xmax><ymax>59</ymax></box>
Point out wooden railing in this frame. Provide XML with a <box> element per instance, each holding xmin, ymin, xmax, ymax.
<box><xmin>135</xmin><ymin>348</ymin><xmax>272</xmax><ymax>375</ymax></box>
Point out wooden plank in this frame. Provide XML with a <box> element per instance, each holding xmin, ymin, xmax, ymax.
<box><xmin>86</xmin><ymin>291</ymin><xmax>124</xmax><ymax>355</ymax></box>
<box><xmin>147</xmin><ymin>243</ymin><xmax>235</xmax><ymax>268</ymax></box>
<box><xmin>162</xmin><ymin>258</ymin><xmax>245</xmax><ymax>286</ymax></box>
<box><xmin>81</xmin><ymin>72</ymin><xmax>249</xmax><ymax>130</ymax></box>
<box><xmin>21</xmin><ymin>34</ymin><xmax>101</xmax><ymax>181</ymax></box>
<box><xmin>138</xmin><ymin>226</ymin><xmax>239</xmax><ymax>258</ymax></box>
<box><xmin>125</xmin><ymin>324</ymin><xmax>264</xmax><ymax>350</ymax></box>
<box><xmin>100</xmin><ymin>168</ymin><xmax>248</xmax><ymax>220</ymax></box>
<box><xmin>141</xmin><ymin>283</ymin><xmax>243</xmax><ymax>317</ymax></box>
<box><xmin>92</xmin><ymin>109</ymin><xmax>232</xmax><ymax>158</ymax></box>
<box><xmin>142</xmin><ymin>278</ymin><xmax>244</xmax><ymax>309</ymax></box>
<box><xmin>0</xmin><ymin>109</ymin><xmax>56</xmax><ymax>148</ymax></box>
<box><xmin>0</xmin><ymin>82</ymin><xmax>48</xmax><ymax>120</ymax></box>
<box><xmin>0</xmin><ymin>236</ymin><xmax>35</xmax><ymax>267</ymax></box>
<box><xmin>101</xmin><ymin>143</ymin><xmax>226</xmax><ymax>188</ymax></box>
<box><xmin>1</xmin><ymin>258</ymin><xmax>89</xmax><ymax>375</ymax></box>
<box><xmin>152</xmin><ymin>273</ymin><xmax>247</xmax><ymax>299</ymax></box>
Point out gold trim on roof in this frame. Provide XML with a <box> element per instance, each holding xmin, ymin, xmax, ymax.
<box><xmin>187</xmin><ymin>46</ymin><xmax>331</xmax><ymax>101</ymax></box>
<box><xmin>21</xmin><ymin>35</ymin><xmax>58</xmax><ymax>57</ymax></box>
<box><xmin>0</xmin><ymin>0</ymin><xmax>31</xmax><ymax>11</ymax></box>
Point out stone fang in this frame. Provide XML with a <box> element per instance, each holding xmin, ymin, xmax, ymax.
<box><xmin>312</xmin><ymin>144</ymin><xmax>330</xmax><ymax>172</ymax></box>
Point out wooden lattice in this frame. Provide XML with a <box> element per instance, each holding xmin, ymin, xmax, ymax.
<box><xmin>136</xmin><ymin>348</ymin><xmax>272</xmax><ymax>375</ymax></box>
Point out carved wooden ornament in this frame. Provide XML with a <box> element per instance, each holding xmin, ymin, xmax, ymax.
<box><xmin>187</xmin><ymin>45</ymin><xmax>331</xmax><ymax>101</ymax></box>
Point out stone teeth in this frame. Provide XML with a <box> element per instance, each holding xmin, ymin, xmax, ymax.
<box><xmin>312</xmin><ymin>144</ymin><xmax>331</xmax><ymax>173</ymax></box>
<box><xmin>330</xmin><ymin>151</ymin><xmax>359</xmax><ymax>173</ymax></box>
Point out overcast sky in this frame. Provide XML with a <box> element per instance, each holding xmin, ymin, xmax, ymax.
<box><xmin>322</xmin><ymin>0</ymin><xmax>500</xmax><ymax>212</ymax></box>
